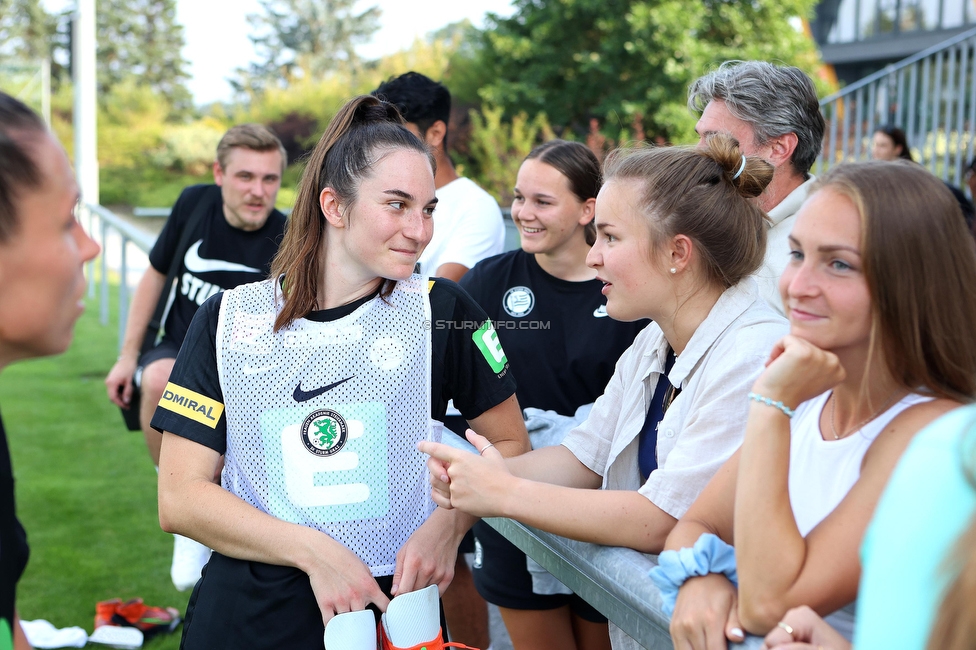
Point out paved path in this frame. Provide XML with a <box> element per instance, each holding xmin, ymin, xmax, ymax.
<box><xmin>488</xmin><ymin>603</ymin><xmax>513</xmax><ymax>650</ymax></box>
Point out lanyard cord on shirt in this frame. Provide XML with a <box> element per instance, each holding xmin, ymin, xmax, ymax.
<box><xmin>638</xmin><ymin>349</ymin><xmax>681</xmax><ymax>481</ymax></box>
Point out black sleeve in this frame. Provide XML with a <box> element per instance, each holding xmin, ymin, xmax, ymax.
<box><xmin>430</xmin><ymin>279</ymin><xmax>517</xmax><ymax>422</ymax></box>
<box><xmin>150</xmin><ymin>292</ymin><xmax>227</xmax><ymax>454</ymax></box>
<box><xmin>457</xmin><ymin>259</ymin><xmax>488</xmax><ymax>303</ymax></box>
<box><xmin>148</xmin><ymin>184</ymin><xmax>213</xmax><ymax>274</ymax></box>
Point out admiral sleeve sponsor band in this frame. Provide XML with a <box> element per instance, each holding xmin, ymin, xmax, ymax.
<box><xmin>159</xmin><ymin>382</ymin><xmax>225</xmax><ymax>428</ymax></box>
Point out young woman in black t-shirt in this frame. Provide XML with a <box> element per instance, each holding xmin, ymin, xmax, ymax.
<box><xmin>153</xmin><ymin>96</ymin><xmax>528</xmax><ymax>649</ymax></box>
<box><xmin>0</xmin><ymin>92</ymin><xmax>101</xmax><ymax>650</ymax></box>
<box><xmin>459</xmin><ymin>141</ymin><xmax>644</xmax><ymax>650</ymax></box>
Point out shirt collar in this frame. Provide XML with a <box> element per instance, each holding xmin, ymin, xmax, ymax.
<box><xmin>767</xmin><ymin>175</ymin><xmax>817</xmax><ymax>227</ymax></box>
<box><xmin>642</xmin><ymin>278</ymin><xmax>763</xmax><ymax>387</ymax></box>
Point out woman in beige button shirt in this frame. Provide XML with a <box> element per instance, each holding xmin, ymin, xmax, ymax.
<box><xmin>421</xmin><ymin>134</ymin><xmax>789</xmax><ymax>650</ymax></box>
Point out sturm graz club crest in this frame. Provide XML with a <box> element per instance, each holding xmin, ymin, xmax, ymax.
<box><xmin>503</xmin><ymin>286</ymin><xmax>535</xmax><ymax>317</ymax></box>
<box><xmin>300</xmin><ymin>409</ymin><xmax>348</xmax><ymax>456</ymax></box>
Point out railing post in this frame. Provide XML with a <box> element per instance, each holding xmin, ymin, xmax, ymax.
<box><xmin>100</xmin><ymin>220</ymin><xmax>109</xmax><ymax>326</ymax></box>
<box><xmin>967</xmin><ymin>38</ymin><xmax>976</xmax><ymax>191</ymax></box>
<box><xmin>119</xmin><ymin>237</ymin><xmax>129</xmax><ymax>350</ymax></box>
<box><xmin>827</xmin><ymin>98</ymin><xmax>850</xmax><ymax>169</ymax></box>
<box><xmin>942</xmin><ymin>49</ymin><xmax>954</xmax><ymax>180</ymax></box>
<box><xmin>952</xmin><ymin>43</ymin><xmax>968</xmax><ymax>187</ymax></box>
<box><xmin>867</xmin><ymin>81</ymin><xmax>877</xmax><ymax>157</ymax></box>
<box><xmin>933</xmin><ymin>52</ymin><xmax>945</xmax><ymax>175</ymax></box>
<box><xmin>842</xmin><ymin>94</ymin><xmax>851</xmax><ymax>162</ymax></box>
<box><xmin>896</xmin><ymin>67</ymin><xmax>906</xmax><ymax>129</ymax></box>
<box><xmin>920</xmin><ymin>58</ymin><xmax>931</xmax><ymax>167</ymax></box>
<box><xmin>907</xmin><ymin>62</ymin><xmax>919</xmax><ymax>158</ymax></box>
<box><xmin>85</xmin><ymin>204</ymin><xmax>96</xmax><ymax>299</ymax></box>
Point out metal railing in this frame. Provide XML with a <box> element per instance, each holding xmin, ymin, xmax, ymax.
<box><xmin>82</xmin><ymin>204</ymin><xmax>155</xmax><ymax>350</ymax></box>
<box><xmin>435</xmin><ymin>434</ymin><xmax>763</xmax><ymax>649</ymax></box>
<box><xmin>817</xmin><ymin>24</ymin><xmax>976</xmax><ymax>186</ymax></box>
<box><xmin>486</xmin><ymin>520</ymin><xmax>764</xmax><ymax>649</ymax></box>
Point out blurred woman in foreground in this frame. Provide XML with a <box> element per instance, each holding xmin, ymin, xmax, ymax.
<box><xmin>0</xmin><ymin>92</ymin><xmax>101</xmax><ymax>649</ymax></box>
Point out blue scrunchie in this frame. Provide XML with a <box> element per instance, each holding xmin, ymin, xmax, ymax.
<box><xmin>649</xmin><ymin>533</ymin><xmax>739</xmax><ymax>616</ymax></box>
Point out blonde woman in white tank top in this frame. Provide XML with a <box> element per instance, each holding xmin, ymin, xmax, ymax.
<box><xmin>660</xmin><ymin>161</ymin><xmax>976</xmax><ymax>650</ymax></box>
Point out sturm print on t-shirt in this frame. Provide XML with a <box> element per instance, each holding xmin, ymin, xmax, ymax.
<box><xmin>181</xmin><ymin>240</ymin><xmax>263</xmax><ymax>306</ymax></box>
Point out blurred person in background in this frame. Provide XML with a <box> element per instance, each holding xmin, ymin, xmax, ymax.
<box><xmin>689</xmin><ymin>60</ymin><xmax>825</xmax><ymax>314</ymax></box>
<box><xmin>373</xmin><ymin>71</ymin><xmax>505</xmax><ymax>283</ymax></box>
<box><xmin>871</xmin><ymin>125</ymin><xmax>973</xmax><ymax>228</ymax></box>
<box><xmin>870</xmin><ymin>125</ymin><xmax>913</xmax><ymax>161</ymax></box>
<box><xmin>104</xmin><ymin>123</ymin><xmax>288</xmax><ymax>592</ymax></box>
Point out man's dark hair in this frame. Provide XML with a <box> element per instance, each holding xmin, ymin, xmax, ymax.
<box><xmin>0</xmin><ymin>92</ymin><xmax>47</xmax><ymax>242</ymax></box>
<box><xmin>372</xmin><ymin>72</ymin><xmax>451</xmax><ymax>143</ymax></box>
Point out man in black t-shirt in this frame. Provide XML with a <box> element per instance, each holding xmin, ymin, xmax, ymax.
<box><xmin>104</xmin><ymin>123</ymin><xmax>287</xmax><ymax>591</ymax></box>
<box><xmin>106</xmin><ymin>124</ymin><xmax>287</xmax><ymax>465</ymax></box>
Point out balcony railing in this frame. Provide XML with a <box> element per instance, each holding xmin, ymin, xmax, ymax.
<box><xmin>817</xmin><ymin>24</ymin><xmax>976</xmax><ymax>187</ymax></box>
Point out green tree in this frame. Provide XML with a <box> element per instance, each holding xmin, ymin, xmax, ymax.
<box><xmin>97</xmin><ymin>0</ymin><xmax>191</xmax><ymax>116</ymax></box>
<box><xmin>237</xmin><ymin>0</ymin><xmax>381</xmax><ymax>93</ymax></box>
<box><xmin>477</xmin><ymin>0</ymin><xmax>822</xmax><ymax>142</ymax></box>
<box><xmin>468</xmin><ymin>106</ymin><xmax>555</xmax><ymax>204</ymax></box>
<box><xmin>0</xmin><ymin>0</ymin><xmax>57</xmax><ymax>63</ymax></box>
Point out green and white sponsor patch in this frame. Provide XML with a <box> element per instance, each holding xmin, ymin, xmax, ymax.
<box><xmin>473</xmin><ymin>319</ymin><xmax>508</xmax><ymax>373</ymax></box>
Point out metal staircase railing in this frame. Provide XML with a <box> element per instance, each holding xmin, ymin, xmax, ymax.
<box><xmin>817</xmin><ymin>24</ymin><xmax>976</xmax><ymax>188</ymax></box>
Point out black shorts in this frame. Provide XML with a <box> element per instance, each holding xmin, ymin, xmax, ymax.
<box><xmin>458</xmin><ymin>529</ymin><xmax>476</xmax><ymax>555</ymax></box>
<box><xmin>181</xmin><ymin>552</ymin><xmax>446</xmax><ymax>649</ymax></box>
<box><xmin>136</xmin><ymin>339</ymin><xmax>182</xmax><ymax>386</ymax></box>
<box><xmin>471</xmin><ymin>522</ymin><xmax>606</xmax><ymax>623</ymax></box>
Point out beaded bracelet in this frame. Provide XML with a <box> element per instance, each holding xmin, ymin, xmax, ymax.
<box><xmin>748</xmin><ymin>392</ymin><xmax>795</xmax><ymax>418</ymax></box>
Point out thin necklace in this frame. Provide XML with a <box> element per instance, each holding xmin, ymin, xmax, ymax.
<box><xmin>828</xmin><ymin>389</ymin><xmax>902</xmax><ymax>440</ymax></box>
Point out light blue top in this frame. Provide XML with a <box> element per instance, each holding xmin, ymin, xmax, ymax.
<box><xmin>855</xmin><ymin>404</ymin><xmax>976</xmax><ymax>649</ymax></box>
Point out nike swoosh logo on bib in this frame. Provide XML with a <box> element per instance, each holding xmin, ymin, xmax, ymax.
<box><xmin>593</xmin><ymin>305</ymin><xmax>609</xmax><ymax>317</ymax></box>
<box><xmin>183</xmin><ymin>240</ymin><xmax>263</xmax><ymax>274</ymax></box>
<box><xmin>293</xmin><ymin>376</ymin><xmax>355</xmax><ymax>402</ymax></box>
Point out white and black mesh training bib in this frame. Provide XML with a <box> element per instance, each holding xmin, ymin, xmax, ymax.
<box><xmin>215</xmin><ymin>275</ymin><xmax>436</xmax><ymax>576</ymax></box>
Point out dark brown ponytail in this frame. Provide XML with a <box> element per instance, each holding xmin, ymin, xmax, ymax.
<box><xmin>271</xmin><ymin>95</ymin><xmax>434</xmax><ymax>330</ymax></box>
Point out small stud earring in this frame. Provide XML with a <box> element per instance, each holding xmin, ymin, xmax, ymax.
<box><xmin>670</xmin><ymin>267</ymin><xmax>677</xmax><ymax>274</ymax></box>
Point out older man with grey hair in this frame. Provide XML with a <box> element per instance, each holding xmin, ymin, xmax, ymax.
<box><xmin>689</xmin><ymin>60</ymin><xmax>825</xmax><ymax>313</ymax></box>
